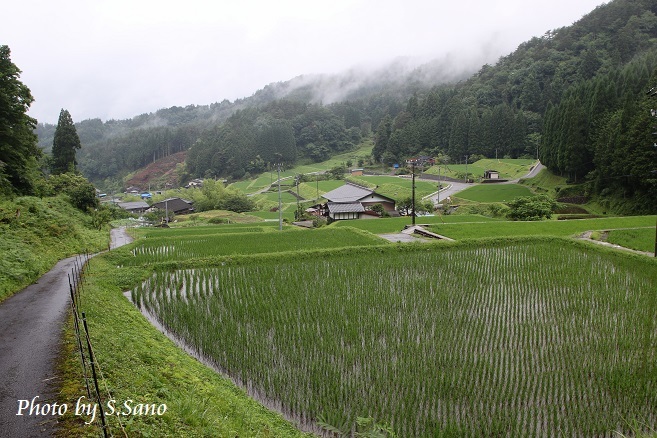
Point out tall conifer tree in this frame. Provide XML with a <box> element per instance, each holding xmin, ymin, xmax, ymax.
<box><xmin>51</xmin><ymin>109</ymin><xmax>81</xmax><ymax>174</ymax></box>
<box><xmin>0</xmin><ymin>45</ymin><xmax>40</xmax><ymax>195</ymax></box>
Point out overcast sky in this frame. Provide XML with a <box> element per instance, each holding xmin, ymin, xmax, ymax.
<box><xmin>4</xmin><ymin>0</ymin><xmax>607</xmax><ymax>124</ymax></box>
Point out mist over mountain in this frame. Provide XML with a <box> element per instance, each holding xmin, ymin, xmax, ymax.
<box><xmin>255</xmin><ymin>52</ymin><xmax>484</xmax><ymax>105</ymax></box>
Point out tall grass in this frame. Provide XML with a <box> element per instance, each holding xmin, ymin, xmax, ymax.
<box><xmin>0</xmin><ymin>196</ymin><xmax>108</xmax><ymax>301</ymax></box>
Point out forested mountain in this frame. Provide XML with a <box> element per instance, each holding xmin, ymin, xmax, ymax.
<box><xmin>35</xmin><ymin>58</ymin><xmax>473</xmax><ymax>191</ymax></box>
<box><xmin>373</xmin><ymin>0</ymin><xmax>657</xmax><ymax>213</ymax></box>
<box><xmin>34</xmin><ymin>0</ymin><xmax>657</xmax><ymax>212</ymax></box>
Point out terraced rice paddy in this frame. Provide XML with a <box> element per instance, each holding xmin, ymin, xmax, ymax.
<box><xmin>124</xmin><ymin>228</ymin><xmax>385</xmax><ymax>264</ymax></box>
<box><xmin>130</xmin><ymin>240</ymin><xmax>657</xmax><ymax>436</ymax></box>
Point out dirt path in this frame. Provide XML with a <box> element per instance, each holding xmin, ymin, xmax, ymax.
<box><xmin>0</xmin><ymin>227</ymin><xmax>132</xmax><ymax>437</ymax></box>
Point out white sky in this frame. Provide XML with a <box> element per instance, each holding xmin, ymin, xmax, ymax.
<box><xmin>3</xmin><ymin>0</ymin><xmax>608</xmax><ymax>124</ymax></box>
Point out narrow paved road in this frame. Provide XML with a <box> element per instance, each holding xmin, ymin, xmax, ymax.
<box><xmin>425</xmin><ymin>161</ymin><xmax>545</xmax><ymax>205</ymax></box>
<box><xmin>0</xmin><ymin>227</ymin><xmax>132</xmax><ymax>437</ymax></box>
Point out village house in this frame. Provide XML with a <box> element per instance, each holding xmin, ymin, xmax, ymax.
<box><xmin>406</xmin><ymin>156</ymin><xmax>435</xmax><ymax>167</ymax></box>
<box><xmin>151</xmin><ymin>198</ymin><xmax>194</xmax><ymax>215</ymax></box>
<box><xmin>117</xmin><ymin>200</ymin><xmax>149</xmax><ymax>214</ymax></box>
<box><xmin>185</xmin><ymin>178</ymin><xmax>204</xmax><ymax>188</ymax></box>
<box><xmin>321</xmin><ymin>182</ymin><xmax>396</xmax><ymax>220</ymax></box>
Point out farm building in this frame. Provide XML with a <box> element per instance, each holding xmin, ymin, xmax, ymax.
<box><xmin>322</xmin><ymin>182</ymin><xmax>396</xmax><ymax>220</ymax></box>
<box><xmin>185</xmin><ymin>178</ymin><xmax>204</xmax><ymax>188</ymax></box>
<box><xmin>151</xmin><ymin>198</ymin><xmax>194</xmax><ymax>215</ymax></box>
<box><xmin>117</xmin><ymin>201</ymin><xmax>150</xmax><ymax>214</ymax></box>
<box><xmin>483</xmin><ymin>170</ymin><xmax>500</xmax><ymax>179</ymax></box>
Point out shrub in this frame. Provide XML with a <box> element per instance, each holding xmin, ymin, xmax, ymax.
<box><xmin>507</xmin><ymin>194</ymin><xmax>559</xmax><ymax>221</ymax></box>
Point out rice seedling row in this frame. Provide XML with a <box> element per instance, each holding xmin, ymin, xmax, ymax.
<box><xmin>131</xmin><ymin>241</ymin><xmax>657</xmax><ymax>436</ymax></box>
<box><xmin>124</xmin><ymin>228</ymin><xmax>386</xmax><ymax>265</ymax></box>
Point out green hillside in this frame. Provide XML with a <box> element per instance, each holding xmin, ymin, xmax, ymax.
<box><xmin>0</xmin><ymin>196</ymin><xmax>109</xmax><ymax>302</ymax></box>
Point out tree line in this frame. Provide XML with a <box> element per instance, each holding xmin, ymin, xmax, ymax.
<box><xmin>184</xmin><ymin>100</ymin><xmax>367</xmax><ymax>180</ymax></box>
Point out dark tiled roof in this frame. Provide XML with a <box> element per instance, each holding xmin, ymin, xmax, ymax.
<box><xmin>323</xmin><ymin>183</ymin><xmax>373</xmax><ymax>202</ymax></box>
<box><xmin>151</xmin><ymin>198</ymin><xmax>193</xmax><ymax>212</ymax></box>
<box><xmin>117</xmin><ymin>201</ymin><xmax>149</xmax><ymax>210</ymax></box>
<box><xmin>327</xmin><ymin>202</ymin><xmax>365</xmax><ymax>213</ymax></box>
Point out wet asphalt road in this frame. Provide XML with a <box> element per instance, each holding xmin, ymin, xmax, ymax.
<box><xmin>0</xmin><ymin>228</ymin><xmax>132</xmax><ymax>437</ymax></box>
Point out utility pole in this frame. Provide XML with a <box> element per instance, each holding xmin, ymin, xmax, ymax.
<box><xmin>296</xmin><ymin>174</ymin><xmax>300</xmax><ymax>220</ymax></box>
<box><xmin>648</xmin><ymin>87</ymin><xmax>657</xmax><ymax>257</ymax></box>
<box><xmin>464</xmin><ymin>155</ymin><xmax>469</xmax><ymax>183</ymax></box>
<box><xmin>437</xmin><ymin>163</ymin><xmax>441</xmax><ymax>205</ymax></box>
<box><xmin>411</xmin><ymin>160</ymin><xmax>416</xmax><ymax>226</ymax></box>
<box><xmin>277</xmin><ymin>163</ymin><xmax>282</xmax><ymax>231</ymax></box>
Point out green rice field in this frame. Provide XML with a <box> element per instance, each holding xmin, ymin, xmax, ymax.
<box><xmin>120</xmin><ymin>227</ymin><xmax>386</xmax><ymax>265</ymax></box>
<box><xmin>134</xmin><ymin>222</ymin><xmax>283</xmax><ymax>238</ymax></box>
<box><xmin>605</xmin><ymin>227</ymin><xmax>656</xmax><ymax>253</ymax></box>
<box><xmin>131</xmin><ymin>239</ymin><xmax>657</xmax><ymax>437</ymax></box>
<box><xmin>454</xmin><ymin>184</ymin><xmax>534</xmax><ymax>203</ymax></box>
<box><xmin>329</xmin><ymin>214</ymin><xmax>501</xmax><ymax>234</ymax></box>
<box><xmin>328</xmin><ymin>215</ymin><xmax>655</xmax><ymax>239</ymax></box>
<box><xmin>428</xmin><ymin>216</ymin><xmax>656</xmax><ymax>240</ymax></box>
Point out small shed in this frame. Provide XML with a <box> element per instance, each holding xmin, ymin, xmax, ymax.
<box><xmin>484</xmin><ymin>170</ymin><xmax>500</xmax><ymax>179</ymax></box>
<box><xmin>350</xmin><ymin>168</ymin><xmax>364</xmax><ymax>176</ymax></box>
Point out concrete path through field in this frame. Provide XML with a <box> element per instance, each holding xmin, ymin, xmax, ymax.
<box><xmin>0</xmin><ymin>227</ymin><xmax>132</xmax><ymax>437</ymax></box>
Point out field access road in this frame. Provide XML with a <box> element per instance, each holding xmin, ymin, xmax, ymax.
<box><xmin>0</xmin><ymin>227</ymin><xmax>132</xmax><ymax>437</ymax></box>
<box><xmin>425</xmin><ymin>160</ymin><xmax>545</xmax><ymax>205</ymax></box>
<box><xmin>506</xmin><ymin>161</ymin><xmax>545</xmax><ymax>183</ymax></box>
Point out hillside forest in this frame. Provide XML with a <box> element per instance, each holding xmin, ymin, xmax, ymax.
<box><xmin>33</xmin><ymin>0</ymin><xmax>657</xmax><ymax>214</ymax></box>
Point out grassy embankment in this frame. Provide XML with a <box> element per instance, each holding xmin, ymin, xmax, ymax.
<box><xmin>0</xmin><ymin>195</ymin><xmax>108</xmax><ymax>302</ymax></box>
<box><xmin>424</xmin><ymin>158</ymin><xmax>537</xmax><ymax>181</ymax></box>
